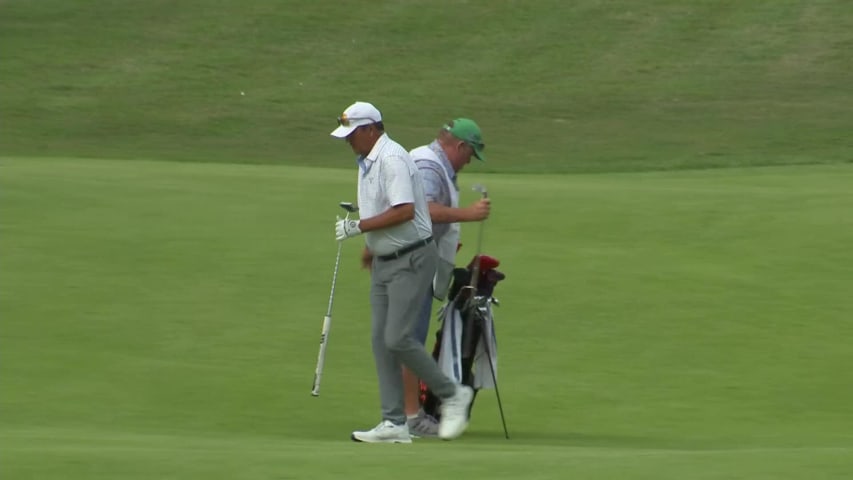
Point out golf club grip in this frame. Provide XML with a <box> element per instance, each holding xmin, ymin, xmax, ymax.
<box><xmin>311</xmin><ymin>315</ymin><xmax>332</xmax><ymax>396</ymax></box>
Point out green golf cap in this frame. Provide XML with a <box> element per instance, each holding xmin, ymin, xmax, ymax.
<box><xmin>443</xmin><ymin>118</ymin><xmax>485</xmax><ymax>161</ymax></box>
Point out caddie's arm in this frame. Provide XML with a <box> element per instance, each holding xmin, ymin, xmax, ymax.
<box><xmin>428</xmin><ymin>199</ymin><xmax>490</xmax><ymax>224</ymax></box>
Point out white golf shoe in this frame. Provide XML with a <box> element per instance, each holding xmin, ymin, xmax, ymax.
<box><xmin>351</xmin><ymin>420</ymin><xmax>412</xmax><ymax>444</ymax></box>
<box><xmin>438</xmin><ymin>385</ymin><xmax>474</xmax><ymax>440</ymax></box>
<box><xmin>407</xmin><ymin>410</ymin><xmax>440</xmax><ymax>438</ymax></box>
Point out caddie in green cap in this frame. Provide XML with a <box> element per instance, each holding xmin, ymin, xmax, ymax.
<box><xmin>443</xmin><ymin>118</ymin><xmax>486</xmax><ymax>161</ymax></box>
<box><xmin>401</xmin><ymin>117</ymin><xmax>492</xmax><ymax>437</ymax></box>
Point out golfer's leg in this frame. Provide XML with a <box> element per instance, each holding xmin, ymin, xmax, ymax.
<box><xmin>413</xmin><ymin>284</ymin><xmax>433</xmax><ymax>345</ymax></box>
<box><xmin>370</xmin><ymin>262</ymin><xmax>406</xmax><ymax>425</ymax></box>
<box><xmin>386</xmin><ymin>245</ymin><xmax>456</xmax><ymax>399</ymax></box>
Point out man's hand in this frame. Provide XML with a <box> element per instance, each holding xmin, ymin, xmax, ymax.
<box><xmin>335</xmin><ymin>216</ymin><xmax>362</xmax><ymax>241</ymax></box>
<box><xmin>361</xmin><ymin>247</ymin><xmax>373</xmax><ymax>270</ymax></box>
<box><xmin>466</xmin><ymin>198</ymin><xmax>491</xmax><ymax>221</ymax></box>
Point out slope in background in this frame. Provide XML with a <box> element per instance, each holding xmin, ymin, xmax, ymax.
<box><xmin>1</xmin><ymin>0</ymin><xmax>851</xmax><ymax>172</ymax></box>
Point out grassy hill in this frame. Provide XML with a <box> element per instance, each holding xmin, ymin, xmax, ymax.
<box><xmin>2</xmin><ymin>0</ymin><xmax>851</xmax><ymax>172</ymax></box>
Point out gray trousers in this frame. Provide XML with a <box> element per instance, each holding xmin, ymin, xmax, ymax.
<box><xmin>370</xmin><ymin>242</ymin><xmax>457</xmax><ymax>424</ymax></box>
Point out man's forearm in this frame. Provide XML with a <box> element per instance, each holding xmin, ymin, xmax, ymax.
<box><xmin>358</xmin><ymin>203</ymin><xmax>415</xmax><ymax>232</ymax></box>
<box><xmin>429</xmin><ymin>202</ymin><xmax>470</xmax><ymax>224</ymax></box>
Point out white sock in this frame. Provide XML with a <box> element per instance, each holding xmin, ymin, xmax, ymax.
<box><xmin>408</xmin><ymin>408</ymin><xmax>427</xmax><ymax>420</ymax></box>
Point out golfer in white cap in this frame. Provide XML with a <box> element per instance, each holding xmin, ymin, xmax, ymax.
<box><xmin>331</xmin><ymin>101</ymin><xmax>474</xmax><ymax>443</ymax></box>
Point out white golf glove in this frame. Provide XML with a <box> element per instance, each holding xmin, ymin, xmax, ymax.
<box><xmin>335</xmin><ymin>216</ymin><xmax>362</xmax><ymax>241</ymax></box>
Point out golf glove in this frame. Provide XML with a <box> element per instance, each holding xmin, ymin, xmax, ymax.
<box><xmin>335</xmin><ymin>216</ymin><xmax>362</xmax><ymax>241</ymax></box>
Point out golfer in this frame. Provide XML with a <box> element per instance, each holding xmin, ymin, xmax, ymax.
<box><xmin>403</xmin><ymin>118</ymin><xmax>490</xmax><ymax>437</ymax></box>
<box><xmin>330</xmin><ymin>101</ymin><xmax>473</xmax><ymax>443</ymax></box>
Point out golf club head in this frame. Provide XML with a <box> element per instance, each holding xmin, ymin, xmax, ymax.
<box><xmin>339</xmin><ymin>202</ymin><xmax>358</xmax><ymax>213</ymax></box>
<box><xmin>472</xmin><ymin>184</ymin><xmax>488</xmax><ymax>198</ymax></box>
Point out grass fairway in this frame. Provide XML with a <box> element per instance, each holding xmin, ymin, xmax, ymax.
<box><xmin>2</xmin><ymin>157</ymin><xmax>852</xmax><ymax>479</ymax></box>
<box><xmin>3</xmin><ymin>0</ymin><xmax>852</xmax><ymax>477</ymax></box>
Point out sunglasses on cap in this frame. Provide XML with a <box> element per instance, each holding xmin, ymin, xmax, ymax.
<box><xmin>458</xmin><ymin>137</ymin><xmax>484</xmax><ymax>152</ymax></box>
<box><xmin>336</xmin><ymin>115</ymin><xmax>373</xmax><ymax>127</ymax></box>
<box><xmin>466</xmin><ymin>139</ymin><xmax>485</xmax><ymax>150</ymax></box>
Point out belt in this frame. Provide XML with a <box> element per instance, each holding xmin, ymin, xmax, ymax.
<box><xmin>377</xmin><ymin>237</ymin><xmax>433</xmax><ymax>261</ymax></box>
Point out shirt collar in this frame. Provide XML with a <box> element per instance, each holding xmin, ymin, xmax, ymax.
<box><xmin>428</xmin><ymin>140</ymin><xmax>458</xmax><ymax>186</ymax></box>
<box><xmin>356</xmin><ymin>133</ymin><xmax>390</xmax><ymax>175</ymax></box>
<box><xmin>367</xmin><ymin>133</ymin><xmax>390</xmax><ymax>161</ymax></box>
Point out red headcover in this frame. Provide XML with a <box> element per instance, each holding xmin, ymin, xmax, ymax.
<box><xmin>467</xmin><ymin>254</ymin><xmax>500</xmax><ymax>271</ymax></box>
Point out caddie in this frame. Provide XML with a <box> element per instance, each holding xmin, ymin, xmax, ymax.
<box><xmin>402</xmin><ymin>118</ymin><xmax>491</xmax><ymax>437</ymax></box>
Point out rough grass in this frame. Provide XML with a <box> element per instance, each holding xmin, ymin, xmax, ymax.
<box><xmin>1</xmin><ymin>1</ymin><xmax>851</xmax><ymax>172</ymax></box>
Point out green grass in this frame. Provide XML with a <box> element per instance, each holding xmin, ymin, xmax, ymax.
<box><xmin>2</xmin><ymin>0</ymin><xmax>852</xmax><ymax>172</ymax></box>
<box><xmin>2</xmin><ymin>0</ymin><xmax>853</xmax><ymax>477</ymax></box>
<box><xmin>2</xmin><ymin>157</ymin><xmax>852</xmax><ymax>478</ymax></box>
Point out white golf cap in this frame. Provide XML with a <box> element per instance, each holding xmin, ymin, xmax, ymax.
<box><xmin>330</xmin><ymin>101</ymin><xmax>382</xmax><ymax>138</ymax></box>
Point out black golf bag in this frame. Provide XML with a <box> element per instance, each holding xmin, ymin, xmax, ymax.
<box><xmin>419</xmin><ymin>254</ymin><xmax>506</xmax><ymax>421</ymax></box>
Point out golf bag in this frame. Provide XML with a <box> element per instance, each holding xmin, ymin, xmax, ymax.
<box><xmin>419</xmin><ymin>254</ymin><xmax>506</xmax><ymax>420</ymax></box>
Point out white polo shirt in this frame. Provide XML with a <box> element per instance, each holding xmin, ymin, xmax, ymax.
<box><xmin>357</xmin><ymin>133</ymin><xmax>433</xmax><ymax>256</ymax></box>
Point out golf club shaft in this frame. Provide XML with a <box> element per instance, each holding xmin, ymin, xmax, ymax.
<box><xmin>311</xmin><ymin>212</ymin><xmax>349</xmax><ymax>396</ymax></box>
<box><xmin>469</xmin><ymin>185</ymin><xmax>488</xmax><ymax>294</ymax></box>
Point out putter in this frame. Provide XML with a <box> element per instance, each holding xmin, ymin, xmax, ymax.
<box><xmin>311</xmin><ymin>201</ymin><xmax>358</xmax><ymax>397</ymax></box>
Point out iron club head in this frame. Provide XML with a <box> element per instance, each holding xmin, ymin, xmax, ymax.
<box><xmin>472</xmin><ymin>184</ymin><xmax>488</xmax><ymax>198</ymax></box>
<box><xmin>339</xmin><ymin>202</ymin><xmax>358</xmax><ymax>213</ymax></box>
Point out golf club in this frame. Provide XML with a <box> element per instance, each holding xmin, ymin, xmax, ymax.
<box><xmin>311</xmin><ymin>201</ymin><xmax>358</xmax><ymax>396</ymax></box>
<box><xmin>461</xmin><ymin>184</ymin><xmax>508</xmax><ymax>437</ymax></box>
<box><xmin>465</xmin><ymin>184</ymin><xmax>488</xmax><ymax>299</ymax></box>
